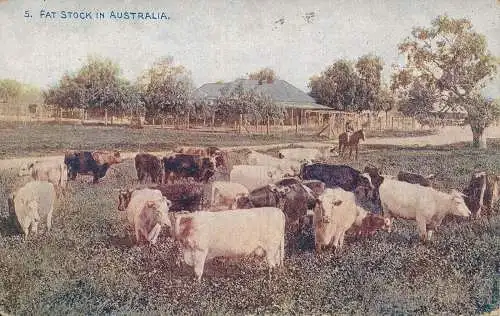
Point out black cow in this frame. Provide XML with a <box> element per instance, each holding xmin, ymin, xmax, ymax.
<box><xmin>301</xmin><ymin>163</ymin><xmax>382</xmax><ymax>213</ymax></box>
<box><xmin>64</xmin><ymin>151</ymin><xmax>110</xmax><ymax>184</ymax></box>
<box><xmin>152</xmin><ymin>181</ymin><xmax>205</xmax><ymax>212</ymax></box>
<box><xmin>397</xmin><ymin>171</ymin><xmax>435</xmax><ymax>187</ymax></box>
<box><xmin>162</xmin><ymin>154</ymin><xmax>216</xmax><ymax>184</ymax></box>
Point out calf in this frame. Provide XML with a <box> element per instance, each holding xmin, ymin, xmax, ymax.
<box><xmin>169</xmin><ymin>207</ymin><xmax>285</xmax><ymax>281</ymax></box>
<box><xmin>463</xmin><ymin>171</ymin><xmax>500</xmax><ymax>218</ymax></box>
<box><xmin>135</xmin><ymin>153</ymin><xmax>164</xmax><ymax>184</ymax></box>
<box><xmin>397</xmin><ymin>171</ymin><xmax>435</xmax><ymax>187</ymax></box>
<box><xmin>18</xmin><ymin>160</ymin><xmax>67</xmax><ymax>196</ymax></box>
<box><xmin>8</xmin><ymin>181</ymin><xmax>56</xmax><ymax>240</ymax></box>
<box><xmin>378</xmin><ymin>178</ymin><xmax>471</xmax><ymax>241</ymax></box>
<box><xmin>350</xmin><ymin>207</ymin><xmax>391</xmax><ymax>238</ymax></box>
<box><xmin>162</xmin><ymin>154</ymin><xmax>216</xmax><ymax>183</ymax></box>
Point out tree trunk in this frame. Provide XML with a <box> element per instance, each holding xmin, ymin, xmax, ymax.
<box><xmin>472</xmin><ymin>128</ymin><xmax>487</xmax><ymax>149</ymax></box>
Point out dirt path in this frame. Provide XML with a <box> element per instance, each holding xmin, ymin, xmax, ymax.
<box><xmin>1</xmin><ymin>125</ymin><xmax>499</xmax><ymax>171</ymax></box>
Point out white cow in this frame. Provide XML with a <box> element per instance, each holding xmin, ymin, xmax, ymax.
<box><xmin>18</xmin><ymin>160</ymin><xmax>68</xmax><ymax>196</ymax></box>
<box><xmin>378</xmin><ymin>178</ymin><xmax>471</xmax><ymax>241</ymax></box>
<box><xmin>278</xmin><ymin>148</ymin><xmax>327</xmax><ymax>162</ymax></box>
<box><xmin>230</xmin><ymin>165</ymin><xmax>285</xmax><ymax>191</ymax></box>
<box><xmin>314</xmin><ymin>188</ymin><xmax>368</xmax><ymax>253</ymax></box>
<box><xmin>169</xmin><ymin>207</ymin><xmax>285</xmax><ymax>281</ymax></box>
<box><xmin>209</xmin><ymin>181</ymin><xmax>250</xmax><ymax>211</ymax></box>
<box><xmin>8</xmin><ymin>181</ymin><xmax>56</xmax><ymax>240</ymax></box>
<box><xmin>247</xmin><ymin>151</ymin><xmax>300</xmax><ymax>176</ymax></box>
<box><xmin>118</xmin><ymin>188</ymin><xmax>172</xmax><ymax>245</ymax></box>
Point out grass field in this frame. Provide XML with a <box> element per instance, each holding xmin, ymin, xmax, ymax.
<box><xmin>0</xmin><ymin>121</ymin><xmax>437</xmax><ymax>159</ymax></box>
<box><xmin>0</xmin><ymin>137</ymin><xmax>499</xmax><ymax>315</ymax></box>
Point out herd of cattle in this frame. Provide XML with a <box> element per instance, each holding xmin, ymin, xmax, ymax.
<box><xmin>6</xmin><ymin>145</ymin><xmax>500</xmax><ymax>280</ymax></box>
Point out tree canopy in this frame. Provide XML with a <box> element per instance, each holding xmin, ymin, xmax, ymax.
<box><xmin>308</xmin><ymin>55</ymin><xmax>385</xmax><ymax>112</ymax></box>
<box><xmin>392</xmin><ymin>15</ymin><xmax>498</xmax><ymax>147</ymax></box>
<box><xmin>44</xmin><ymin>56</ymin><xmax>138</xmax><ymax>113</ymax></box>
<box><xmin>248</xmin><ymin>67</ymin><xmax>278</xmax><ymax>83</ymax></box>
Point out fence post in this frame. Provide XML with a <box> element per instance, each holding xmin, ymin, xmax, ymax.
<box><xmin>266</xmin><ymin>116</ymin><xmax>270</xmax><ymax>135</ymax></box>
<box><xmin>187</xmin><ymin>110</ymin><xmax>190</xmax><ymax>130</ymax></box>
<box><xmin>295</xmin><ymin>116</ymin><xmax>299</xmax><ymax>135</ymax></box>
<box><xmin>239</xmin><ymin>114</ymin><xmax>243</xmax><ymax>134</ymax></box>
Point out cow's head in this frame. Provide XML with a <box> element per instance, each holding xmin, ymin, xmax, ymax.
<box><xmin>117</xmin><ymin>188</ymin><xmax>134</xmax><ymax>212</ymax></box>
<box><xmin>18</xmin><ymin>162</ymin><xmax>34</xmax><ymax>176</ymax></box>
<box><xmin>200</xmin><ymin>157</ymin><xmax>216</xmax><ymax>182</ymax></box>
<box><xmin>450</xmin><ymin>189</ymin><xmax>471</xmax><ymax>217</ymax></box>
<box><xmin>234</xmin><ymin>193</ymin><xmax>253</xmax><ymax>209</ymax></box>
<box><xmin>146</xmin><ymin>196</ymin><xmax>172</xmax><ymax>227</ymax></box>
<box><xmin>112</xmin><ymin>151</ymin><xmax>122</xmax><ymax>164</ymax></box>
<box><xmin>314</xmin><ymin>190</ymin><xmax>344</xmax><ymax>225</ymax></box>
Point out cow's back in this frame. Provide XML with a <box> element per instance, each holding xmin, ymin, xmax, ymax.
<box><xmin>230</xmin><ymin>165</ymin><xmax>281</xmax><ymax>191</ymax></box>
<box><xmin>301</xmin><ymin>163</ymin><xmax>359</xmax><ymax>191</ymax></box>
<box><xmin>13</xmin><ymin>181</ymin><xmax>55</xmax><ymax>225</ymax></box>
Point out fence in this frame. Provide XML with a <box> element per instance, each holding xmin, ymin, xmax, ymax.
<box><xmin>1</xmin><ymin>104</ymin><xmax>488</xmax><ymax>138</ymax></box>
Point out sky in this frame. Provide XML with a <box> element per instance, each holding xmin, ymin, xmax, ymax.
<box><xmin>1</xmin><ymin>0</ymin><xmax>499</xmax><ymax>97</ymax></box>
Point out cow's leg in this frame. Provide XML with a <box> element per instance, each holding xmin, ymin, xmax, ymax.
<box><xmin>355</xmin><ymin>145</ymin><xmax>359</xmax><ymax>160</ymax></box>
<box><xmin>192</xmin><ymin>249</ymin><xmax>208</xmax><ymax>282</ymax></box>
<box><xmin>332</xmin><ymin>233</ymin><xmax>341</xmax><ymax>255</ymax></box>
<box><xmin>134</xmin><ymin>226</ymin><xmax>142</xmax><ymax>245</ymax></box>
<box><xmin>349</xmin><ymin>146</ymin><xmax>353</xmax><ymax>160</ymax></box>
<box><xmin>338</xmin><ymin>231</ymin><xmax>346</xmax><ymax>250</ymax></box>
<box><xmin>46</xmin><ymin>212</ymin><xmax>53</xmax><ymax>232</ymax></box>
<box><xmin>416</xmin><ymin>218</ymin><xmax>427</xmax><ymax>242</ymax></box>
<box><xmin>148</xmin><ymin>223</ymin><xmax>162</xmax><ymax>245</ymax></box>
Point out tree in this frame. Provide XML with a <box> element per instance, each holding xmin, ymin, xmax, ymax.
<box><xmin>308</xmin><ymin>59</ymin><xmax>358</xmax><ymax>111</ymax></box>
<box><xmin>214</xmin><ymin>82</ymin><xmax>284</xmax><ymax>130</ymax></box>
<box><xmin>0</xmin><ymin>79</ymin><xmax>23</xmax><ymax>103</ymax></box>
<box><xmin>393</xmin><ymin>15</ymin><xmax>498</xmax><ymax>148</ymax></box>
<box><xmin>137</xmin><ymin>56</ymin><xmax>194</xmax><ymax>123</ymax></box>
<box><xmin>44</xmin><ymin>56</ymin><xmax>136</xmax><ymax>120</ymax></box>
<box><xmin>355</xmin><ymin>54</ymin><xmax>384</xmax><ymax>111</ymax></box>
<box><xmin>248</xmin><ymin>67</ymin><xmax>278</xmax><ymax>84</ymax></box>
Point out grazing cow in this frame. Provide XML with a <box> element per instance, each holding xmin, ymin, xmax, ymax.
<box><xmin>278</xmin><ymin>148</ymin><xmax>326</xmax><ymax>162</ymax></box>
<box><xmin>300</xmin><ymin>163</ymin><xmax>381</xmax><ymax>213</ymax></box>
<box><xmin>162</xmin><ymin>154</ymin><xmax>216</xmax><ymax>184</ymax></box>
<box><xmin>169</xmin><ymin>207</ymin><xmax>285</xmax><ymax>281</ymax></box>
<box><xmin>64</xmin><ymin>151</ymin><xmax>114</xmax><ymax>183</ymax></box>
<box><xmin>135</xmin><ymin>153</ymin><xmax>164</xmax><ymax>184</ymax></box>
<box><xmin>463</xmin><ymin>171</ymin><xmax>500</xmax><ymax>218</ymax></box>
<box><xmin>91</xmin><ymin>150</ymin><xmax>122</xmax><ymax>165</ymax></box>
<box><xmin>230</xmin><ymin>165</ymin><xmax>285</xmax><ymax>191</ymax></box>
<box><xmin>397</xmin><ymin>171</ymin><xmax>435</xmax><ymax>187</ymax></box>
<box><xmin>8</xmin><ymin>181</ymin><xmax>56</xmax><ymax>240</ymax></box>
<box><xmin>153</xmin><ymin>181</ymin><xmax>205</xmax><ymax>212</ymax></box>
<box><xmin>118</xmin><ymin>188</ymin><xmax>171</xmax><ymax>244</ymax></box>
<box><xmin>209</xmin><ymin>181</ymin><xmax>249</xmax><ymax>211</ymax></box>
<box><xmin>378</xmin><ymin>178</ymin><xmax>471</xmax><ymax>241</ymax></box>
<box><xmin>18</xmin><ymin>160</ymin><xmax>68</xmax><ymax>196</ymax></box>
<box><xmin>350</xmin><ymin>207</ymin><xmax>391</xmax><ymax>238</ymax></box>
<box><xmin>314</xmin><ymin>188</ymin><xmax>367</xmax><ymax>253</ymax></box>
<box><xmin>247</xmin><ymin>151</ymin><xmax>301</xmax><ymax>176</ymax></box>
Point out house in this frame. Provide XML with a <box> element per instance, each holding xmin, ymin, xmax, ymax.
<box><xmin>193</xmin><ymin>79</ymin><xmax>333</xmax><ymax>124</ymax></box>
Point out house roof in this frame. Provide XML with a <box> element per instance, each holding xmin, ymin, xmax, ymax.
<box><xmin>193</xmin><ymin>79</ymin><xmax>332</xmax><ymax>110</ymax></box>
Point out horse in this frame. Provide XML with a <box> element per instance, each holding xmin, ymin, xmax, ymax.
<box><xmin>338</xmin><ymin>129</ymin><xmax>365</xmax><ymax>160</ymax></box>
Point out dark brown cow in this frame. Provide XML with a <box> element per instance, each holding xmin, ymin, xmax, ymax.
<box><xmin>397</xmin><ymin>171</ymin><xmax>435</xmax><ymax>187</ymax></box>
<box><xmin>463</xmin><ymin>171</ymin><xmax>500</xmax><ymax>218</ymax></box>
<box><xmin>162</xmin><ymin>154</ymin><xmax>216</xmax><ymax>184</ymax></box>
<box><xmin>64</xmin><ymin>151</ymin><xmax>117</xmax><ymax>183</ymax></box>
<box><xmin>135</xmin><ymin>153</ymin><xmax>163</xmax><ymax>184</ymax></box>
<box><xmin>118</xmin><ymin>180</ymin><xmax>205</xmax><ymax>213</ymax></box>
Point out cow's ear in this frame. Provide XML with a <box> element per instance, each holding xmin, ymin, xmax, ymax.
<box><xmin>28</xmin><ymin>163</ymin><xmax>34</xmax><ymax>169</ymax></box>
<box><xmin>332</xmin><ymin>200</ymin><xmax>343</xmax><ymax>206</ymax></box>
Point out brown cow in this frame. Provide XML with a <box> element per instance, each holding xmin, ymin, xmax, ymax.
<box><xmin>135</xmin><ymin>153</ymin><xmax>164</xmax><ymax>184</ymax></box>
<box><xmin>463</xmin><ymin>171</ymin><xmax>500</xmax><ymax>218</ymax></box>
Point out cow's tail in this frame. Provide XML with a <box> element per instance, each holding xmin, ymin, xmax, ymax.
<box><xmin>147</xmin><ymin>223</ymin><xmax>162</xmax><ymax>244</ymax></box>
